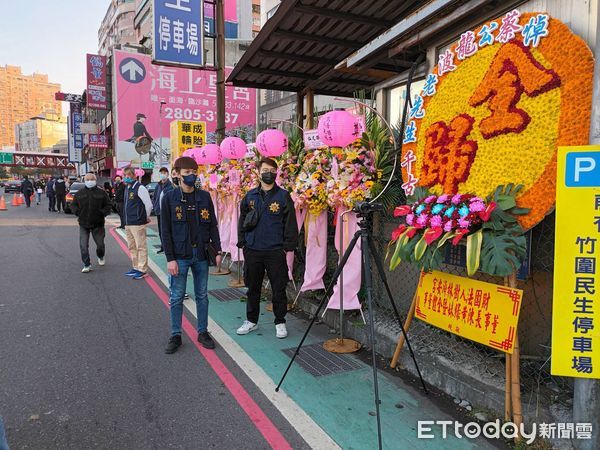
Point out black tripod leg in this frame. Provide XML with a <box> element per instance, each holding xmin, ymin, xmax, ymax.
<box><xmin>276</xmin><ymin>230</ymin><xmax>361</xmax><ymax>392</ymax></box>
<box><xmin>368</xmin><ymin>236</ymin><xmax>429</xmax><ymax>394</ymax></box>
<box><xmin>361</xmin><ymin>231</ymin><xmax>383</xmax><ymax>450</ymax></box>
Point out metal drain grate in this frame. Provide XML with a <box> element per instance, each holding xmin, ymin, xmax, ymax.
<box><xmin>208</xmin><ymin>288</ymin><xmax>246</xmax><ymax>302</ymax></box>
<box><xmin>282</xmin><ymin>343</ymin><xmax>362</xmax><ymax>377</ymax></box>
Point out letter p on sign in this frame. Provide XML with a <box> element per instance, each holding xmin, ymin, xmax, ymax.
<box><xmin>566</xmin><ymin>152</ymin><xmax>600</xmax><ymax>187</ymax></box>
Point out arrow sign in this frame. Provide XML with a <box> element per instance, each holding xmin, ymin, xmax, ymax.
<box><xmin>120</xmin><ymin>58</ymin><xmax>145</xmax><ymax>83</ymax></box>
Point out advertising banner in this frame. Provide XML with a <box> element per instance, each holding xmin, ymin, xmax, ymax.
<box><xmin>552</xmin><ymin>145</ymin><xmax>600</xmax><ymax>378</ymax></box>
<box><xmin>113</xmin><ymin>49</ymin><xmax>256</xmax><ymax>167</ymax></box>
<box><xmin>89</xmin><ymin>134</ymin><xmax>109</xmax><ymax>149</ymax></box>
<box><xmin>203</xmin><ymin>0</ymin><xmax>238</xmax><ymax>38</ymax></box>
<box><xmin>170</xmin><ymin>120</ymin><xmax>206</xmax><ymax>160</ymax></box>
<box><xmin>86</xmin><ymin>54</ymin><xmax>108</xmax><ymax>109</ymax></box>
<box><xmin>415</xmin><ymin>270</ymin><xmax>523</xmax><ymax>353</ymax></box>
<box><xmin>153</xmin><ymin>0</ymin><xmax>204</xmax><ymax>67</ymax></box>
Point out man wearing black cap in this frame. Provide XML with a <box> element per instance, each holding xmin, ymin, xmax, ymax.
<box><xmin>161</xmin><ymin>156</ymin><xmax>222</xmax><ymax>353</ymax></box>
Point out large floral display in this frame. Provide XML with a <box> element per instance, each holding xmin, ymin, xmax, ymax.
<box><xmin>400</xmin><ymin>11</ymin><xmax>593</xmax><ymax>231</ymax></box>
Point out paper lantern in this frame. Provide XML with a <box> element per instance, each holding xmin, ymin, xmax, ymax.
<box><xmin>115</xmin><ymin>169</ymin><xmax>124</xmax><ymax>177</ymax></box>
<box><xmin>194</xmin><ymin>144</ymin><xmax>222</xmax><ymax>165</ymax></box>
<box><xmin>256</xmin><ymin>129</ymin><xmax>288</xmax><ymax>157</ymax></box>
<box><xmin>182</xmin><ymin>148</ymin><xmax>195</xmax><ymax>157</ymax></box>
<box><xmin>318</xmin><ymin>110</ymin><xmax>359</xmax><ymax>148</ymax></box>
<box><xmin>134</xmin><ymin>168</ymin><xmax>145</xmax><ymax>177</ymax></box>
<box><xmin>220</xmin><ymin>137</ymin><xmax>247</xmax><ymax>159</ymax></box>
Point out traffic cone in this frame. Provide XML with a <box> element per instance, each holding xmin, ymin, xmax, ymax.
<box><xmin>0</xmin><ymin>195</ymin><xmax>7</xmax><ymax>211</ymax></box>
<box><xmin>11</xmin><ymin>193</ymin><xmax>19</xmax><ymax>207</ymax></box>
<box><xmin>18</xmin><ymin>193</ymin><xmax>24</xmax><ymax>205</ymax></box>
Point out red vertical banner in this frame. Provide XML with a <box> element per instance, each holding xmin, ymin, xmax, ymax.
<box><xmin>86</xmin><ymin>54</ymin><xmax>108</xmax><ymax>109</ymax></box>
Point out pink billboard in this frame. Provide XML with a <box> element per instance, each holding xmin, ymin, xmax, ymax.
<box><xmin>113</xmin><ymin>49</ymin><xmax>255</xmax><ymax>167</ymax></box>
<box><xmin>204</xmin><ymin>0</ymin><xmax>237</xmax><ymax>22</ymax></box>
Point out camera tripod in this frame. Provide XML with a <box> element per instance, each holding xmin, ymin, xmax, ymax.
<box><xmin>276</xmin><ymin>201</ymin><xmax>428</xmax><ymax>450</ymax></box>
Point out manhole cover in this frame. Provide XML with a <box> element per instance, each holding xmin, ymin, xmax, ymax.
<box><xmin>209</xmin><ymin>288</ymin><xmax>246</xmax><ymax>302</ymax></box>
<box><xmin>282</xmin><ymin>343</ymin><xmax>362</xmax><ymax>377</ymax></box>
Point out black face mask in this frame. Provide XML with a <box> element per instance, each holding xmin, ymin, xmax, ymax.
<box><xmin>172</xmin><ymin>177</ymin><xmax>180</xmax><ymax>186</ymax></box>
<box><xmin>261</xmin><ymin>172</ymin><xmax>276</xmax><ymax>185</ymax></box>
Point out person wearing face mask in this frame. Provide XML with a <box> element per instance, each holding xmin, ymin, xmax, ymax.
<box><xmin>152</xmin><ymin>167</ymin><xmax>173</xmax><ymax>254</ymax></box>
<box><xmin>123</xmin><ymin>166</ymin><xmax>153</xmax><ymax>280</ymax></box>
<box><xmin>113</xmin><ymin>175</ymin><xmax>126</xmax><ymax>229</ymax></box>
<box><xmin>161</xmin><ymin>157</ymin><xmax>222</xmax><ymax>353</ymax></box>
<box><xmin>236</xmin><ymin>158</ymin><xmax>298</xmax><ymax>339</ymax></box>
<box><xmin>70</xmin><ymin>173</ymin><xmax>112</xmax><ymax>273</ymax></box>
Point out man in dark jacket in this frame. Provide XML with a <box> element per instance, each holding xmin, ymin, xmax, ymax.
<box><xmin>161</xmin><ymin>157</ymin><xmax>222</xmax><ymax>353</ymax></box>
<box><xmin>236</xmin><ymin>158</ymin><xmax>298</xmax><ymax>339</ymax></box>
<box><xmin>46</xmin><ymin>177</ymin><xmax>56</xmax><ymax>211</ymax></box>
<box><xmin>20</xmin><ymin>176</ymin><xmax>34</xmax><ymax>207</ymax></box>
<box><xmin>113</xmin><ymin>175</ymin><xmax>126</xmax><ymax>228</ymax></box>
<box><xmin>153</xmin><ymin>167</ymin><xmax>173</xmax><ymax>253</ymax></box>
<box><xmin>54</xmin><ymin>177</ymin><xmax>67</xmax><ymax>212</ymax></box>
<box><xmin>70</xmin><ymin>173</ymin><xmax>112</xmax><ymax>273</ymax></box>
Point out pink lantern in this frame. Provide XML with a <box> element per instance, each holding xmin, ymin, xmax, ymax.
<box><xmin>182</xmin><ymin>148</ymin><xmax>195</xmax><ymax>157</ymax></box>
<box><xmin>317</xmin><ymin>110</ymin><xmax>360</xmax><ymax>148</ymax></box>
<box><xmin>256</xmin><ymin>129</ymin><xmax>288</xmax><ymax>157</ymax></box>
<box><xmin>115</xmin><ymin>169</ymin><xmax>124</xmax><ymax>177</ymax></box>
<box><xmin>134</xmin><ymin>168</ymin><xmax>145</xmax><ymax>178</ymax></box>
<box><xmin>194</xmin><ymin>144</ymin><xmax>222</xmax><ymax>165</ymax></box>
<box><xmin>220</xmin><ymin>137</ymin><xmax>247</xmax><ymax>159</ymax></box>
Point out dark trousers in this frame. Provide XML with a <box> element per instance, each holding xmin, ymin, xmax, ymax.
<box><xmin>244</xmin><ymin>248</ymin><xmax>288</xmax><ymax>324</ymax></box>
<box><xmin>48</xmin><ymin>194</ymin><xmax>56</xmax><ymax>211</ymax></box>
<box><xmin>116</xmin><ymin>202</ymin><xmax>124</xmax><ymax>227</ymax></box>
<box><xmin>157</xmin><ymin>214</ymin><xmax>163</xmax><ymax>249</ymax></box>
<box><xmin>56</xmin><ymin>194</ymin><xmax>66</xmax><ymax>212</ymax></box>
<box><xmin>79</xmin><ymin>226</ymin><xmax>105</xmax><ymax>266</ymax></box>
<box><xmin>24</xmin><ymin>192</ymin><xmax>31</xmax><ymax>207</ymax></box>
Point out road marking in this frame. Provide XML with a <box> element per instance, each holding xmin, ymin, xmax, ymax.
<box><xmin>112</xmin><ymin>227</ymin><xmax>340</xmax><ymax>450</ymax></box>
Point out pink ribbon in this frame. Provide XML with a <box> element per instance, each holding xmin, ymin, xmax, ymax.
<box><xmin>300</xmin><ymin>210</ymin><xmax>327</xmax><ymax>292</ymax></box>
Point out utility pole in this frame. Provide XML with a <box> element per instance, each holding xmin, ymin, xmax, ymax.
<box><xmin>216</xmin><ymin>0</ymin><xmax>226</xmax><ymax>144</ymax></box>
<box><xmin>573</xmin><ymin>3</ymin><xmax>600</xmax><ymax>449</ymax></box>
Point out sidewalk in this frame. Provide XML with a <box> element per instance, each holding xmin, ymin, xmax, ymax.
<box><xmin>136</xmin><ymin>225</ymin><xmax>499</xmax><ymax>450</ymax></box>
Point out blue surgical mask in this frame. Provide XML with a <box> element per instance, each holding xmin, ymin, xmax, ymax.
<box><xmin>159</xmin><ymin>173</ymin><xmax>168</xmax><ymax>181</ymax></box>
<box><xmin>123</xmin><ymin>176</ymin><xmax>134</xmax><ymax>183</ymax></box>
<box><xmin>182</xmin><ymin>174</ymin><xmax>197</xmax><ymax>187</ymax></box>
<box><xmin>84</xmin><ymin>180</ymin><xmax>97</xmax><ymax>189</ymax></box>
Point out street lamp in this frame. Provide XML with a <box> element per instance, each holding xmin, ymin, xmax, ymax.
<box><xmin>159</xmin><ymin>100</ymin><xmax>167</xmax><ymax>171</ymax></box>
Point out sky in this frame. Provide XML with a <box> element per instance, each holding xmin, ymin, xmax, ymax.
<box><xmin>0</xmin><ymin>1</ymin><xmax>110</xmax><ymax>102</ymax></box>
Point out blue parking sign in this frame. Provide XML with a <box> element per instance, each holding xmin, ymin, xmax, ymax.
<box><xmin>153</xmin><ymin>0</ymin><xmax>204</xmax><ymax>67</ymax></box>
<box><xmin>565</xmin><ymin>151</ymin><xmax>600</xmax><ymax>187</ymax></box>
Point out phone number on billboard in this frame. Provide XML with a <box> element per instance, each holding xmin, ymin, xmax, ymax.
<box><xmin>164</xmin><ymin>107</ymin><xmax>239</xmax><ymax>124</ymax></box>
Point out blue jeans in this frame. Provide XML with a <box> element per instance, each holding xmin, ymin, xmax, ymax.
<box><xmin>169</xmin><ymin>248</ymin><xmax>209</xmax><ymax>336</ymax></box>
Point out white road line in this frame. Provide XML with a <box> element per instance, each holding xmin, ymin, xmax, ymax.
<box><xmin>116</xmin><ymin>228</ymin><xmax>340</xmax><ymax>450</ymax></box>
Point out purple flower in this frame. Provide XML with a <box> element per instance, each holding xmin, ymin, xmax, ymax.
<box><xmin>430</xmin><ymin>215</ymin><xmax>443</xmax><ymax>228</ymax></box>
<box><xmin>416</xmin><ymin>214</ymin><xmax>429</xmax><ymax>227</ymax></box>
<box><xmin>451</xmin><ymin>194</ymin><xmax>462</xmax><ymax>204</ymax></box>
<box><xmin>406</xmin><ymin>214</ymin><xmax>414</xmax><ymax>225</ymax></box>
<box><xmin>469</xmin><ymin>201</ymin><xmax>485</xmax><ymax>212</ymax></box>
<box><xmin>424</xmin><ymin>195</ymin><xmax>436</xmax><ymax>204</ymax></box>
<box><xmin>443</xmin><ymin>220</ymin><xmax>454</xmax><ymax>232</ymax></box>
<box><xmin>437</xmin><ymin>194</ymin><xmax>449</xmax><ymax>203</ymax></box>
<box><xmin>458</xmin><ymin>218</ymin><xmax>471</xmax><ymax>229</ymax></box>
<box><xmin>469</xmin><ymin>197</ymin><xmax>483</xmax><ymax>203</ymax></box>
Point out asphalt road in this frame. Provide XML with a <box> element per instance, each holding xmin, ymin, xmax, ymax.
<box><xmin>0</xmin><ymin>198</ymin><xmax>307</xmax><ymax>449</ymax></box>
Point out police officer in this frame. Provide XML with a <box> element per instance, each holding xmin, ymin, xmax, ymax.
<box><xmin>161</xmin><ymin>156</ymin><xmax>222</xmax><ymax>353</ymax></box>
<box><xmin>153</xmin><ymin>167</ymin><xmax>173</xmax><ymax>254</ymax></box>
<box><xmin>236</xmin><ymin>157</ymin><xmax>298</xmax><ymax>339</ymax></box>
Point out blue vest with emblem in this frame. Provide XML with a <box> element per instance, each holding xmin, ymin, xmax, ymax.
<box><xmin>244</xmin><ymin>186</ymin><xmax>288</xmax><ymax>251</ymax></box>
<box><xmin>124</xmin><ymin>181</ymin><xmax>147</xmax><ymax>226</ymax></box>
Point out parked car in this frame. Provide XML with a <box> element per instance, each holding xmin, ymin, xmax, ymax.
<box><xmin>64</xmin><ymin>182</ymin><xmax>85</xmax><ymax>213</ymax></box>
<box><xmin>4</xmin><ymin>180</ymin><xmax>22</xmax><ymax>194</ymax></box>
<box><xmin>146</xmin><ymin>181</ymin><xmax>158</xmax><ymax>201</ymax></box>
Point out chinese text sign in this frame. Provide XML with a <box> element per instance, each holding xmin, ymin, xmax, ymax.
<box><xmin>153</xmin><ymin>0</ymin><xmax>204</xmax><ymax>67</ymax></box>
<box><xmin>552</xmin><ymin>146</ymin><xmax>600</xmax><ymax>378</ymax></box>
<box><xmin>86</xmin><ymin>54</ymin><xmax>107</xmax><ymax>109</ymax></box>
<box><xmin>415</xmin><ymin>270</ymin><xmax>523</xmax><ymax>353</ymax></box>
<box><xmin>170</xmin><ymin>120</ymin><xmax>206</xmax><ymax>160</ymax></box>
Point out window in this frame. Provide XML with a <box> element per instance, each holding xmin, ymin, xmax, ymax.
<box><xmin>387</xmin><ymin>79</ymin><xmax>426</xmax><ymax>127</ymax></box>
<box><xmin>252</xmin><ymin>4</ymin><xmax>260</xmax><ymax>14</ymax></box>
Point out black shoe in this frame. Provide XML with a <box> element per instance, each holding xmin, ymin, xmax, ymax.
<box><xmin>157</xmin><ymin>248</ymin><xmax>164</xmax><ymax>254</ymax></box>
<box><xmin>165</xmin><ymin>335</ymin><xmax>182</xmax><ymax>354</ymax></box>
<box><xmin>197</xmin><ymin>332</ymin><xmax>215</xmax><ymax>349</ymax></box>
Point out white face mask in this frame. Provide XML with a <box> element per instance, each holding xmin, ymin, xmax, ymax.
<box><xmin>85</xmin><ymin>180</ymin><xmax>97</xmax><ymax>189</ymax></box>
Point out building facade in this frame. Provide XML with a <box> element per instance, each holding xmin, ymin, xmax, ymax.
<box><xmin>0</xmin><ymin>66</ymin><xmax>61</xmax><ymax>148</ymax></box>
<box><xmin>98</xmin><ymin>0</ymin><xmax>137</xmax><ymax>56</ymax></box>
<box><xmin>15</xmin><ymin>113</ymin><xmax>68</xmax><ymax>153</ymax></box>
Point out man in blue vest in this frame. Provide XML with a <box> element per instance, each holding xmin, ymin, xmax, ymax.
<box><xmin>161</xmin><ymin>156</ymin><xmax>222</xmax><ymax>353</ymax></box>
<box><xmin>122</xmin><ymin>166</ymin><xmax>153</xmax><ymax>280</ymax></box>
<box><xmin>152</xmin><ymin>166</ymin><xmax>173</xmax><ymax>254</ymax></box>
<box><xmin>236</xmin><ymin>157</ymin><xmax>298</xmax><ymax>339</ymax></box>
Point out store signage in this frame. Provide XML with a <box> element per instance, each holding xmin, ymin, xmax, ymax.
<box><xmin>86</xmin><ymin>54</ymin><xmax>108</xmax><ymax>109</ymax></box>
<box><xmin>552</xmin><ymin>145</ymin><xmax>600</xmax><ymax>378</ymax></box>
<box><xmin>169</xmin><ymin>120</ymin><xmax>206</xmax><ymax>161</ymax></box>
<box><xmin>415</xmin><ymin>270</ymin><xmax>523</xmax><ymax>353</ymax></box>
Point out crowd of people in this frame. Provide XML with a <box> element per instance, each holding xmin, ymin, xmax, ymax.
<box><xmin>65</xmin><ymin>156</ymin><xmax>298</xmax><ymax>354</ymax></box>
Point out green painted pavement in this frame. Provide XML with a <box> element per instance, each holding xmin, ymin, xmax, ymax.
<box><xmin>144</xmin><ymin>229</ymin><xmax>495</xmax><ymax>450</ymax></box>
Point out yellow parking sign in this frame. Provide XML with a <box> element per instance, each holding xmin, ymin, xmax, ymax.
<box><xmin>552</xmin><ymin>146</ymin><xmax>600</xmax><ymax>378</ymax></box>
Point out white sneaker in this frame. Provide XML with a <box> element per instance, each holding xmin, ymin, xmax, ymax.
<box><xmin>98</xmin><ymin>257</ymin><xmax>105</xmax><ymax>266</ymax></box>
<box><xmin>81</xmin><ymin>266</ymin><xmax>91</xmax><ymax>273</ymax></box>
<box><xmin>276</xmin><ymin>324</ymin><xmax>288</xmax><ymax>339</ymax></box>
<box><xmin>236</xmin><ymin>320</ymin><xmax>258</xmax><ymax>335</ymax></box>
